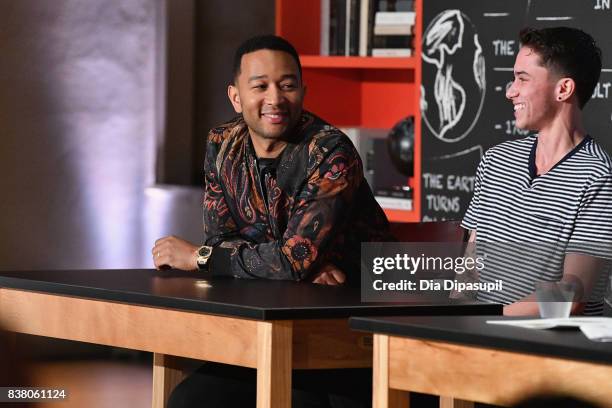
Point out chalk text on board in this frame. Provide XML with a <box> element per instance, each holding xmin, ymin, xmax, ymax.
<box><xmin>426</xmin><ymin>194</ymin><xmax>461</xmax><ymax>213</ymax></box>
<box><xmin>492</xmin><ymin>40</ymin><xmax>515</xmax><ymax>56</ymax></box>
<box><xmin>423</xmin><ymin>173</ymin><xmax>444</xmax><ymax>189</ymax></box>
<box><xmin>505</xmin><ymin>120</ymin><xmax>530</xmax><ymax>136</ymax></box>
<box><xmin>594</xmin><ymin>0</ymin><xmax>610</xmax><ymax>10</ymax></box>
<box><xmin>424</xmin><ymin>173</ymin><xmax>476</xmax><ymax>193</ymax></box>
<box><xmin>447</xmin><ymin>175</ymin><xmax>475</xmax><ymax>193</ymax></box>
<box><xmin>592</xmin><ymin>82</ymin><xmax>611</xmax><ymax>99</ymax></box>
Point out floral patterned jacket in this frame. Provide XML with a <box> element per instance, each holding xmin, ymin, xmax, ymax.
<box><xmin>203</xmin><ymin>111</ymin><xmax>391</xmax><ymax>285</ymax></box>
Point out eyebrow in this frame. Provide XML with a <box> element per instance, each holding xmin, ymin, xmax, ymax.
<box><xmin>248</xmin><ymin>75</ymin><xmax>267</xmax><ymax>82</ymax></box>
<box><xmin>514</xmin><ymin>70</ymin><xmax>531</xmax><ymax>77</ymax></box>
<box><xmin>247</xmin><ymin>74</ymin><xmax>299</xmax><ymax>82</ymax></box>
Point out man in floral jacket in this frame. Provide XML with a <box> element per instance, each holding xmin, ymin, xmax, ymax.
<box><xmin>153</xmin><ymin>34</ymin><xmax>390</xmax><ymax>286</ymax></box>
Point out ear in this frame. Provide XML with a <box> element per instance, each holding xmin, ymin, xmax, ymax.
<box><xmin>227</xmin><ymin>84</ymin><xmax>242</xmax><ymax>113</ymax></box>
<box><xmin>556</xmin><ymin>77</ymin><xmax>576</xmax><ymax>102</ymax></box>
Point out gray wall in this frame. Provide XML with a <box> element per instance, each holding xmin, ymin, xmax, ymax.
<box><xmin>0</xmin><ymin>0</ymin><xmax>159</xmax><ymax>269</ymax></box>
<box><xmin>0</xmin><ymin>0</ymin><xmax>275</xmax><ymax>270</ymax></box>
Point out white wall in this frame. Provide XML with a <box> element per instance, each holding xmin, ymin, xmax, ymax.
<box><xmin>0</xmin><ymin>0</ymin><xmax>277</xmax><ymax>270</ymax></box>
<box><xmin>0</xmin><ymin>0</ymin><xmax>159</xmax><ymax>269</ymax></box>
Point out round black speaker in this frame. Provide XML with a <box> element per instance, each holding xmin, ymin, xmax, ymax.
<box><xmin>387</xmin><ymin>116</ymin><xmax>415</xmax><ymax>177</ymax></box>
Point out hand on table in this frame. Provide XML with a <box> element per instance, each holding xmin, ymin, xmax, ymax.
<box><xmin>312</xmin><ymin>263</ymin><xmax>346</xmax><ymax>285</ymax></box>
<box><xmin>152</xmin><ymin>236</ymin><xmax>199</xmax><ymax>271</ymax></box>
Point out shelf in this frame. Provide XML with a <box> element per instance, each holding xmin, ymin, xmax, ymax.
<box><xmin>384</xmin><ymin>209</ymin><xmax>420</xmax><ymax>223</ymax></box>
<box><xmin>301</xmin><ymin>55</ymin><xmax>416</xmax><ymax>70</ymax></box>
<box><xmin>277</xmin><ymin>0</ymin><xmax>423</xmax><ymax>222</ymax></box>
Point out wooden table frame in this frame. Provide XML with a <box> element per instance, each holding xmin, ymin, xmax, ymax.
<box><xmin>373</xmin><ymin>333</ymin><xmax>612</xmax><ymax>408</ymax></box>
<box><xmin>0</xmin><ymin>288</ymin><xmax>373</xmax><ymax>408</ymax></box>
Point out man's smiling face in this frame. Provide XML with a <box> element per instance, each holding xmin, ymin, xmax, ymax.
<box><xmin>506</xmin><ymin>46</ymin><xmax>559</xmax><ymax>131</ymax></box>
<box><xmin>228</xmin><ymin>49</ymin><xmax>305</xmax><ymax>142</ymax></box>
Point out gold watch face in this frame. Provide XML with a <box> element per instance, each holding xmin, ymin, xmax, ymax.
<box><xmin>198</xmin><ymin>246</ymin><xmax>212</xmax><ymax>258</ymax></box>
<box><xmin>196</xmin><ymin>246</ymin><xmax>212</xmax><ymax>269</ymax></box>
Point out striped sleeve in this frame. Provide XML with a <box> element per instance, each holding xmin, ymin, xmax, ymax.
<box><xmin>567</xmin><ymin>174</ymin><xmax>612</xmax><ymax>259</ymax></box>
<box><xmin>461</xmin><ymin>153</ymin><xmax>487</xmax><ymax>231</ymax></box>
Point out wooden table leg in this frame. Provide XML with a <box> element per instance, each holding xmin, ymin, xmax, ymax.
<box><xmin>440</xmin><ymin>396</ymin><xmax>475</xmax><ymax>408</ymax></box>
<box><xmin>151</xmin><ymin>353</ymin><xmax>190</xmax><ymax>408</ymax></box>
<box><xmin>389</xmin><ymin>389</ymin><xmax>410</xmax><ymax>408</ymax></box>
<box><xmin>373</xmin><ymin>334</ymin><xmax>410</xmax><ymax>408</ymax></box>
<box><xmin>256</xmin><ymin>321</ymin><xmax>292</xmax><ymax>408</ymax></box>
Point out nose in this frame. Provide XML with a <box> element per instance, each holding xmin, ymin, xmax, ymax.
<box><xmin>265</xmin><ymin>84</ymin><xmax>284</xmax><ymax>105</ymax></box>
<box><xmin>506</xmin><ymin>80</ymin><xmax>518</xmax><ymax>100</ymax></box>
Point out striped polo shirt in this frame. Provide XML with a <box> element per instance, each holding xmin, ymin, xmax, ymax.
<box><xmin>462</xmin><ymin>135</ymin><xmax>612</xmax><ymax>314</ymax></box>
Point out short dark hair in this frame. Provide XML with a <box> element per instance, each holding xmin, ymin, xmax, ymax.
<box><xmin>519</xmin><ymin>27</ymin><xmax>602</xmax><ymax>109</ymax></box>
<box><xmin>232</xmin><ymin>35</ymin><xmax>302</xmax><ymax>83</ymax></box>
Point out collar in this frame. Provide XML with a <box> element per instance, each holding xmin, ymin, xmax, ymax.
<box><xmin>528</xmin><ymin>134</ymin><xmax>591</xmax><ymax>179</ymax></box>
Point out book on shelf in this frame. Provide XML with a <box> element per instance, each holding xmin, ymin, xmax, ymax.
<box><xmin>378</xmin><ymin>0</ymin><xmax>414</xmax><ymax>11</ymax></box>
<box><xmin>375</xmin><ymin>186</ymin><xmax>413</xmax><ymax>199</ymax></box>
<box><xmin>371</xmin><ymin>48</ymin><xmax>412</xmax><ymax>57</ymax></box>
<box><xmin>371</xmin><ymin>34</ymin><xmax>412</xmax><ymax>48</ymax></box>
<box><xmin>322</xmin><ymin>0</ymin><xmax>416</xmax><ymax>57</ymax></box>
<box><xmin>373</xmin><ymin>24</ymin><xmax>413</xmax><ymax>35</ymax></box>
<box><xmin>375</xmin><ymin>196</ymin><xmax>413</xmax><ymax>211</ymax></box>
<box><xmin>326</xmin><ymin>0</ymin><xmax>359</xmax><ymax>56</ymax></box>
<box><xmin>347</xmin><ymin>0</ymin><xmax>360</xmax><ymax>56</ymax></box>
<box><xmin>374</xmin><ymin>11</ymin><xmax>415</xmax><ymax>25</ymax></box>
<box><xmin>329</xmin><ymin>0</ymin><xmax>347</xmax><ymax>55</ymax></box>
<box><xmin>358</xmin><ymin>0</ymin><xmax>377</xmax><ymax>56</ymax></box>
<box><xmin>371</xmin><ymin>34</ymin><xmax>413</xmax><ymax>57</ymax></box>
<box><xmin>320</xmin><ymin>0</ymin><xmax>330</xmax><ymax>55</ymax></box>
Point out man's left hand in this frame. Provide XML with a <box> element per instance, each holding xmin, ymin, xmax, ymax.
<box><xmin>312</xmin><ymin>263</ymin><xmax>346</xmax><ymax>285</ymax></box>
<box><xmin>152</xmin><ymin>236</ymin><xmax>199</xmax><ymax>271</ymax></box>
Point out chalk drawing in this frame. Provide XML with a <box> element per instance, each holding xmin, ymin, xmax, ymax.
<box><xmin>422</xmin><ymin>10</ymin><xmax>486</xmax><ymax>143</ymax></box>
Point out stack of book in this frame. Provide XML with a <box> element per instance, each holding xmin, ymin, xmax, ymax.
<box><xmin>320</xmin><ymin>0</ymin><xmax>415</xmax><ymax>57</ymax></box>
<box><xmin>371</xmin><ymin>10</ymin><xmax>414</xmax><ymax>56</ymax></box>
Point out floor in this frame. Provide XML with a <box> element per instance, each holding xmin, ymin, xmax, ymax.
<box><xmin>24</xmin><ymin>358</ymin><xmax>442</xmax><ymax>408</ymax></box>
<box><xmin>30</xmin><ymin>360</ymin><xmax>152</xmax><ymax>408</ymax></box>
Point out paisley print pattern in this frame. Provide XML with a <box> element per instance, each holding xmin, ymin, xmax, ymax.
<box><xmin>202</xmin><ymin>112</ymin><xmax>391</xmax><ymax>284</ymax></box>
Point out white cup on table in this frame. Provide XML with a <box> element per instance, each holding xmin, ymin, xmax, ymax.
<box><xmin>535</xmin><ymin>281</ymin><xmax>576</xmax><ymax>319</ymax></box>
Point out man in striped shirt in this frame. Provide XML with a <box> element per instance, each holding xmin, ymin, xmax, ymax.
<box><xmin>461</xmin><ymin>27</ymin><xmax>612</xmax><ymax>316</ymax></box>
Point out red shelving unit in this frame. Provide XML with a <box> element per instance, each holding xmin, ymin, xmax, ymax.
<box><xmin>301</xmin><ymin>55</ymin><xmax>416</xmax><ymax>69</ymax></box>
<box><xmin>276</xmin><ymin>0</ymin><xmax>423</xmax><ymax>222</ymax></box>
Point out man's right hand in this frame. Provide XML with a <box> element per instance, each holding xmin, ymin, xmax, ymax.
<box><xmin>152</xmin><ymin>236</ymin><xmax>199</xmax><ymax>271</ymax></box>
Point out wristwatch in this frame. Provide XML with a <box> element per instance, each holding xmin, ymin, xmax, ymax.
<box><xmin>195</xmin><ymin>245</ymin><xmax>213</xmax><ymax>270</ymax></box>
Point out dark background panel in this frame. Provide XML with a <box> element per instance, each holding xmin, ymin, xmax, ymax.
<box><xmin>192</xmin><ymin>0</ymin><xmax>275</xmax><ymax>185</ymax></box>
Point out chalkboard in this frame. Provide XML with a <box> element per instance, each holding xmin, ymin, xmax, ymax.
<box><xmin>420</xmin><ymin>0</ymin><xmax>612</xmax><ymax>221</ymax></box>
